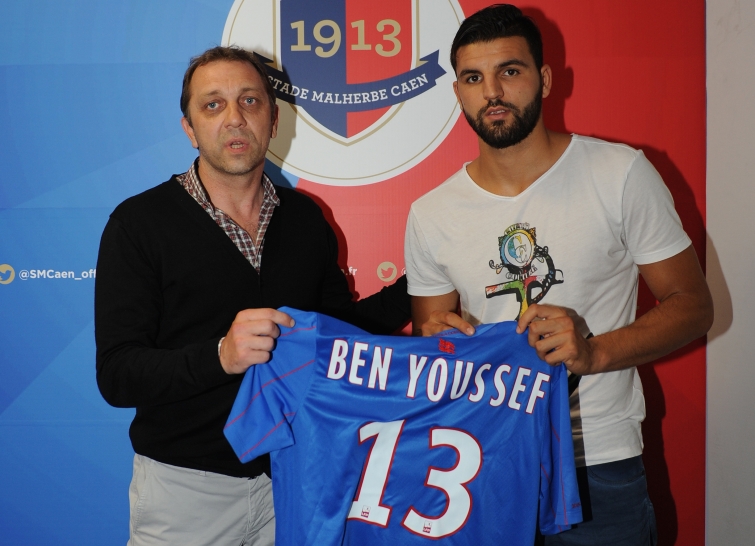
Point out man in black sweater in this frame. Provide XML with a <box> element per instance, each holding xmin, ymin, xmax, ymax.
<box><xmin>95</xmin><ymin>46</ymin><xmax>409</xmax><ymax>546</ymax></box>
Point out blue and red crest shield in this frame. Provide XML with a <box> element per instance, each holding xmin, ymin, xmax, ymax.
<box><xmin>261</xmin><ymin>0</ymin><xmax>445</xmax><ymax>139</ymax></box>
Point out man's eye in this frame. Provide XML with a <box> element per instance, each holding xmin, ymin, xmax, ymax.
<box><xmin>207</xmin><ymin>101</ymin><xmax>218</xmax><ymax>109</ymax></box>
<box><xmin>503</xmin><ymin>69</ymin><xmax>519</xmax><ymax>76</ymax></box>
<box><xmin>244</xmin><ymin>97</ymin><xmax>256</xmax><ymax>105</ymax></box>
<box><xmin>467</xmin><ymin>75</ymin><xmax>480</xmax><ymax>83</ymax></box>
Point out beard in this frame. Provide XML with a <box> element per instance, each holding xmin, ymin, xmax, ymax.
<box><xmin>464</xmin><ymin>89</ymin><xmax>542</xmax><ymax>149</ymax></box>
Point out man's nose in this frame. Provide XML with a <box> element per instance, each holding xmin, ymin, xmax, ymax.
<box><xmin>224</xmin><ymin>101</ymin><xmax>245</xmax><ymax>127</ymax></box>
<box><xmin>482</xmin><ymin>77</ymin><xmax>504</xmax><ymax>102</ymax></box>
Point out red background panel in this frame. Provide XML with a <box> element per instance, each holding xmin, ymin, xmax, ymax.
<box><xmin>298</xmin><ymin>2</ymin><xmax>706</xmax><ymax>544</ymax></box>
<box><xmin>345</xmin><ymin>0</ymin><xmax>412</xmax><ymax>135</ymax></box>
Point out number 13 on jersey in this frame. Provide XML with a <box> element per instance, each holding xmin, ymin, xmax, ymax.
<box><xmin>347</xmin><ymin>420</ymin><xmax>483</xmax><ymax>539</ymax></box>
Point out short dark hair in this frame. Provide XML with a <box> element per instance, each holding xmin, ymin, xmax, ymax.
<box><xmin>450</xmin><ymin>4</ymin><xmax>543</xmax><ymax>73</ymax></box>
<box><xmin>180</xmin><ymin>46</ymin><xmax>277</xmax><ymax>123</ymax></box>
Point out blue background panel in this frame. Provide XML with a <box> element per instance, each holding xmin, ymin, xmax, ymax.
<box><xmin>0</xmin><ymin>1</ymin><xmax>274</xmax><ymax>544</ymax></box>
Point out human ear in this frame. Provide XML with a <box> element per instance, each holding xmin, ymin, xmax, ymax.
<box><xmin>180</xmin><ymin>116</ymin><xmax>199</xmax><ymax>148</ymax></box>
<box><xmin>541</xmin><ymin>64</ymin><xmax>552</xmax><ymax>99</ymax></box>
<box><xmin>453</xmin><ymin>80</ymin><xmax>464</xmax><ymax>111</ymax></box>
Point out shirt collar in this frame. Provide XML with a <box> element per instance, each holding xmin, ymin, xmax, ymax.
<box><xmin>183</xmin><ymin>159</ymin><xmax>280</xmax><ymax>211</ymax></box>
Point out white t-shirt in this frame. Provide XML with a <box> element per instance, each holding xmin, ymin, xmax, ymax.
<box><xmin>405</xmin><ymin>135</ymin><xmax>691</xmax><ymax>466</ymax></box>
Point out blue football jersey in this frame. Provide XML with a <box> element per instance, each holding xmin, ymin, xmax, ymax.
<box><xmin>224</xmin><ymin>308</ymin><xmax>582</xmax><ymax>545</ymax></box>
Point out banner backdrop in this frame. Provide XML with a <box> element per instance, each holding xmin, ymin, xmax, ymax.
<box><xmin>0</xmin><ymin>1</ymin><xmax>705</xmax><ymax>544</ymax></box>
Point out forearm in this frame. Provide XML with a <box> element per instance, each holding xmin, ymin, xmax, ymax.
<box><xmin>96</xmin><ymin>339</ymin><xmax>230</xmax><ymax>408</ymax></box>
<box><xmin>522</xmin><ymin>247</ymin><xmax>714</xmax><ymax>375</ymax></box>
<box><xmin>588</xmin><ymin>287</ymin><xmax>713</xmax><ymax>373</ymax></box>
<box><xmin>317</xmin><ymin>221</ymin><xmax>410</xmax><ymax>334</ymax></box>
<box><xmin>351</xmin><ymin>275</ymin><xmax>411</xmax><ymax>334</ymax></box>
<box><xmin>95</xmin><ymin>217</ymin><xmax>232</xmax><ymax>407</ymax></box>
<box><xmin>410</xmin><ymin>292</ymin><xmax>465</xmax><ymax>336</ymax></box>
<box><xmin>323</xmin><ymin>275</ymin><xmax>410</xmax><ymax>335</ymax></box>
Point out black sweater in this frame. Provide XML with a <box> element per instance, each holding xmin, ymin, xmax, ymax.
<box><xmin>95</xmin><ymin>177</ymin><xmax>409</xmax><ymax>477</ymax></box>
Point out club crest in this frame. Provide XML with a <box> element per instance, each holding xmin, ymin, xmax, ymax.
<box><xmin>222</xmin><ymin>0</ymin><xmax>463</xmax><ymax>185</ymax></box>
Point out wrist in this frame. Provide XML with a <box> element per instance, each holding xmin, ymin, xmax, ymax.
<box><xmin>218</xmin><ymin>336</ymin><xmax>231</xmax><ymax>374</ymax></box>
<box><xmin>585</xmin><ymin>334</ymin><xmax>608</xmax><ymax>374</ymax></box>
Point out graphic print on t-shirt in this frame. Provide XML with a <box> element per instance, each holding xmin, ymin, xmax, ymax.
<box><xmin>485</xmin><ymin>223</ymin><xmax>563</xmax><ymax>318</ymax></box>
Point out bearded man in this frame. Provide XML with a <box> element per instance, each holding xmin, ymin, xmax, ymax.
<box><xmin>404</xmin><ymin>5</ymin><xmax>713</xmax><ymax>545</ymax></box>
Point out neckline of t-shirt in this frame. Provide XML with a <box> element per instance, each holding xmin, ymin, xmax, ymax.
<box><xmin>461</xmin><ymin>134</ymin><xmax>577</xmax><ymax>200</ymax></box>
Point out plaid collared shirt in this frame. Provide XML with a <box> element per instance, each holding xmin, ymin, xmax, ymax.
<box><xmin>177</xmin><ymin>161</ymin><xmax>280</xmax><ymax>272</ymax></box>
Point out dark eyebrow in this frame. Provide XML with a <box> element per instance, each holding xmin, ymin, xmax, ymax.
<box><xmin>198</xmin><ymin>90</ymin><xmax>222</xmax><ymax>100</ymax></box>
<box><xmin>457</xmin><ymin>58</ymin><xmax>530</xmax><ymax>79</ymax></box>
<box><xmin>497</xmin><ymin>58</ymin><xmax>529</xmax><ymax>69</ymax></box>
<box><xmin>457</xmin><ymin>68</ymin><xmax>480</xmax><ymax>79</ymax></box>
<box><xmin>197</xmin><ymin>87</ymin><xmax>261</xmax><ymax>100</ymax></box>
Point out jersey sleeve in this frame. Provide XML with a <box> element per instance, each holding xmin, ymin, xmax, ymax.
<box><xmin>622</xmin><ymin>151</ymin><xmax>691</xmax><ymax>265</ymax></box>
<box><xmin>224</xmin><ymin>308</ymin><xmax>318</xmax><ymax>463</ymax></box>
<box><xmin>404</xmin><ymin>207</ymin><xmax>456</xmax><ymax>296</ymax></box>
<box><xmin>539</xmin><ymin>365</ymin><xmax>583</xmax><ymax>535</ymax></box>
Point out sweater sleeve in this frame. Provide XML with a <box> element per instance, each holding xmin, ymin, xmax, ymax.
<box><xmin>316</xmin><ymin>215</ymin><xmax>410</xmax><ymax>335</ymax></box>
<box><xmin>94</xmin><ymin>216</ymin><xmax>233</xmax><ymax>408</ymax></box>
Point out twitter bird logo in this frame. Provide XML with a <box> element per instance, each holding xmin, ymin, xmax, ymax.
<box><xmin>0</xmin><ymin>264</ymin><xmax>15</xmax><ymax>284</ymax></box>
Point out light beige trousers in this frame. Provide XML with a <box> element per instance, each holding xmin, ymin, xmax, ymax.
<box><xmin>127</xmin><ymin>454</ymin><xmax>275</xmax><ymax>546</ymax></box>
